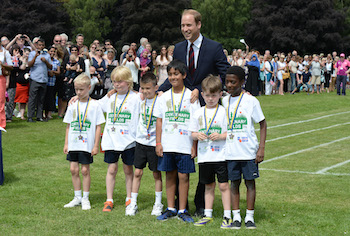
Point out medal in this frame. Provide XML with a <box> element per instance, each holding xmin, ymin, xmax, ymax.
<box><xmin>204</xmin><ymin>104</ymin><xmax>219</xmax><ymax>135</ymax></box>
<box><xmin>144</xmin><ymin>95</ymin><xmax>157</xmax><ymax>140</ymax></box>
<box><xmin>77</xmin><ymin>98</ymin><xmax>90</xmax><ymax>140</ymax></box>
<box><xmin>226</xmin><ymin>92</ymin><xmax>244</xmax><ymax>131</ymax></box>
<box><xmin>171</xmin><ymin>86</ymin><xmax>185</xmax><ymax>121</ymax></box>
<box><xmin>229</xmin><ymin>134</ymin><xmax>234</xmax><ymax>140</ymax></box>
<box><xmin>113</xmin><ymin>91</ymin><xmax>129</xmax><ymax>124</ymax></box>
<box><xmin>173</xmin><ymin>124</ymin><xmax>178</xmax><ymax>129</ymax></box>
<box><xmin>111</xmin><ymin>126</ymin><xmax>116</xmax><ymax>132</ymax></box>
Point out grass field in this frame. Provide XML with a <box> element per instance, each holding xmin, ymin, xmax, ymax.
<box><xmin>0</xmin><ymin>91</ymin><xmax>349</xmax><ymax>235</ymax></box>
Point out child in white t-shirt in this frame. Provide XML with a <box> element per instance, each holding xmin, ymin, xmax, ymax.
<box><xmin>154</xmin><ymin>60</ymin><xmax>200</xmax><ymax>223</ymax></box>
<box><xmin>126</xmin><ymin>72</ymin><xmax>163</xmax><ymax>216</ymax></box>
<box><xmin>63</xmin><ymin>74</ymin><xmax>105</xmax><ymax>210</ymax></box>
<box><xmin>99</xmin><ymin>66</ymin><xmax>139</xmax><ymax>214</ymax></box>
<box><xmin>223</xmin><ymin>66</ymin><xmax>267</xmax><ymax>229</ymax></box>
<box><xmin>189</xmin><ymin>75</ymin><xmax>232</xmax><ymax>229</ymax></box>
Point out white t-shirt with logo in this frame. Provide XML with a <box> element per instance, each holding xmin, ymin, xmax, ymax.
<box><xmin>136</xmin><ymin>96</ymin><xmax>160</xmax><ymax>146</ymax></box>
<box><xmin>99</xmin><ymin>91</ymin><xmax>139</xmax><ymax>151</ymax></box>
<box><xmin>154</xmin><ymin>88</ymin><xmax>200</xmax><ymax>155</ymax></box>
<box><xmin>63</xmin><ymin>99</ymin><xmax>105</xmax><ymax>153</ymax></box>
<box><xmin>222</xmin><ymin>94</ymin><xmax>265</xmax><ymax>160</ymax></box>
<box><xmin>189</xmin><ymin>105</ymin><xmax>227</xmax><ymax>163</ymax></box>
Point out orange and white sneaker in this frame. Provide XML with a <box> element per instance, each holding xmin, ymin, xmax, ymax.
<box><xmin>125</xmin><ymin>199</ymin><xmax>131</xmax><ymax>207</ymax></box>
<box><xmin>102</xmin><ymin>201</ymin><xmax>114</xmax><ymax>212</ymax></box>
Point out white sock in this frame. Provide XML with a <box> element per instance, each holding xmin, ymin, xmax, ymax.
<box><xmin>178</xmin><ymin>209</ymin><xmax>185</xmax><ymax>214</ymax></box>
<box><xmin>168</xmin><ymin>207</ymin><xmax>176</xmax><ymax>212</ymax></box>
<box><xmin>83</xmin><ymin>191</ymin><xmax>89</xmax><ymax>199</ymax></box>
<box><xmin>131</xmin><ymin>192</ymin><xmax>138</xmax><ymax>205</ymax></box>
<box><xmin>74</xmin><ymin>190</ymin><xmax>82</xmax><ymax>199</ymax></box>
<box><xmin>232</xmin><ymin>209</ymin><xmax>241</xmax><ymax>222</ymax></box>
<box><xmin>106</xmin><ymin>198</ymin><xmax>113</xmax><ymax>203</ymax></box>
<box><xmin>155</xmin><ymin>191</ymin><xmax>162</xmax><ymax>205</ymax></box>
<box><xmin>125</xmin><ymin>197</ymin><xmax>131</xmax><ymax>203</ymax></box>
<box><xmin>204</xmin><ymin>209</ymin><xmax>213</xmax><ymax>218</ymax></box>
<box><xmin>245</xmin><ymin>209</ymin><xmax>254</xmax><ymax>223</ymax></box>
<box><xmin>224</xmin><ymin>210</ymin><xmax>231</xmax><ymax>219</ymax></box>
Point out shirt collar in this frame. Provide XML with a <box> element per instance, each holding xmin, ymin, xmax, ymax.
<box><xmin>187</xmin><ymin>33</ymin><xmax>203</xmax><ymax>49</ymax></box>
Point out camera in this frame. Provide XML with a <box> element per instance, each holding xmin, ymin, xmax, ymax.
<box><xmin>20</xmin><ymin>35</ymin><xmax>26</xmax><ymax>39</ymax></box>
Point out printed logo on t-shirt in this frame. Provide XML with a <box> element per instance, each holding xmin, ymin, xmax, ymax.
<box><xmin>108</xmin><ymin>111</ymin><xmax>131</xmax><ymax>123</ymax></box>
<box><xmin>71</xmin><ymin>115</ymin><xmax>91</xmax><ymax>131</ymax></box>
<box><xmin>165</xmin><ymin>110</ymin><xmax>190</xmax><ymax>123</ymax></box>
<box><xmin>237</xmin><ymin>136</ymin><xmax>248</xmax><ymax>142</ymax></box>
<box><xmin>228</xmin><ymin>112</ymin><xmax>247</xmax><ymax>130</ymax></box>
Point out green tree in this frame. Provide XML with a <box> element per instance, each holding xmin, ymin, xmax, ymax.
<box><xmin>245</xmin><ymin>0</ymin><xmax>347</xmax><ymax>54</ymax></box>
<box><xmin>0</xmin><ymin>0</ymin><xmax>70</xmax><ymax>43</ymax></box>
<box><xmin>119</xmin><ymin>0</ymin><xmax>191</xmax><ymax>50</ymax></box>
<box><xmin>192</xmin><ymin>0</ymin><xmax>251</xmax><ymax>52</ymax></box>
<box><xmin>64</xmin><ymin>0</ymin><xmax>116</xmax><ymax>45</ymax></box>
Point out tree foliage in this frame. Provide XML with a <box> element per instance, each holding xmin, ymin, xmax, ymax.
<box><xmin>0</xmin><ymin>0</ymin><xmax>70</xmax><ymax>43</ymax></box>
<box><xmin>64</xmin><ymin>0</ymin><xmax>116</xmax><ymax>45</ymax></box>
<box><xmin>119</xmin><ymin>0</ymin><xmax>191</xmax><ymax>50</ymax></box>
<box><xmin>192</xmin><ymin>0</ymin><xmax>251</xmax><ymax>51</ymax></box>
<box><xmin>245</xmin><ymin>0</ymin><xmax>347</xmax><ymax>54</ymax></box>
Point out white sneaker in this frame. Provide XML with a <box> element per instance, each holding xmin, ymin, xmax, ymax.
<box><xmin>151</xmin><ymin>203</ymin><xmax>163</xmax><ymax>216</ymax></box>
<box><xmin>64</xmin><ymin>197</ymin><xmax>81</xmax><ymax>208</ymax></box>
<box><xmin>125</xmin><ymin>203</ymin><xmax>138</xmax><ymax>216</ymax></box>
<box><xmin>81</xmin><ymin>198</ymin><xmax>91</xmax><ymax>210</ymax></box>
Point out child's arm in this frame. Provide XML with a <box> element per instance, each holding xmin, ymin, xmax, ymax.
<box><xmin>209</xmin><ymin>131</ymin><xmax>227</xmax><ymax>141</ymax></box>
<box><xmin>256</xmin><ymin>119</ymin><xmax>267</xmax><ymax>164</ymax></box>
<box><xmin>91</xmin><ymin>125</ymin><xmax>102</xmax><ymax>156</ymax></box>
<box><xmin>155</xmin><ymin>118</ymin><xmax>163</xmax><ymax>157</ymax></box>
<box><xmin>63</xmin><ymin>124</ymin><xmax>70</xmax><ymax>154</ymax></box>
<box><xmin>191</xmin><ymin>140</ymin><xmax>198</xmax><ymax>159</ymax></box>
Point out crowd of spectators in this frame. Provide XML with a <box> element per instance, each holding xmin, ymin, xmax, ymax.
<box><xmin>0</xmin><ymin>33</ymin><xmax>347</xmax><ymax>128</ymax></box>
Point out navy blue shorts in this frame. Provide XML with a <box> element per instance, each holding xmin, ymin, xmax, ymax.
<box><xmin>227</xmin><ymin>160</ymin><xmax>259</xmax><ymax>181</ymax></box>
<box><xmin>67</xmin><ymin>151</ymin><xmax>93</xmax><ymax>164</ymax></box>
<box><xmin>157</xmin><ymin>152</ymin><xmax>195</xmax><ymax>174</ymax></box>
<box><xmin>104</xmin><ymin>148</ymin><xmax>135</xmax><ymax>166</ymax></box>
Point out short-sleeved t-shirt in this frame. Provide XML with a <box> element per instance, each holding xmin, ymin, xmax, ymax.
<box><xmin>335</xmin><ymin>60</ymin><xmax>350</xmax><ymax>76</ymax></box>
<box><xmin>189</xmin><ymin>105</ymin><xmax>227</xmax><ymax>163</ymax></box>
<box><xmin>222</xmin><ymin>94</ymin><xmax>265</xmax><ymax>161</ymax></box>
<box><xmin>154</xmin><ymin>88</ymin><xmax>200</xmax><ymax>155</ymax></box>
<box><xmin>99</xmin><ymin>91</ymin><xmax>139</xmax><ymax>151</ymax></box>
<box><xmin>136</xmin><ymin>96</ymin><xmax>159</xmax><ymax>146</ymax></box>
<box><xmin>302</xmin><ymin>72</ymin><xmax>311</xmax><ymax>83</ymax></box>
<box><xmin>63</xmin><ymin>99</ymin><xmax>105</xmax><ymax>153</ymax></box>
<box><xmin>310</xmin><ymin>61</ymin><xmax>321</xmax><ymax>76</ymax></box>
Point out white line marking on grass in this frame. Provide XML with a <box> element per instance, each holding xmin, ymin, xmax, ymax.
<box><xmin>266</xmin><ymin>122</ymin><xmax>350</xmax><ymax>142</ymax></box>
<box><xmin>262</xmin><ymin>136</ymin><xmax>350</xmax><ymax>164</ymax></box>
<box><xmin>260</xmin><ymin>168</ymin><xmax>350</xmax><ymax>176</ymax></box>
<box><xmin>255</xmin><ymin>111</ymin><xmax>350</xmax><ymax>131</ymax></box>
<box><xmin>316</xmin><ymin>159</ymin><xmax>350</xmax><ymax>174</ymax></box>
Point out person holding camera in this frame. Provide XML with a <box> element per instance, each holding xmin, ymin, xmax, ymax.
<box><xmin>27</xmin><ymin>39</ymin><xmax>52</xmax><ymax>122</ymax></box>
<box><xmin>122</xmin><ymin>48</ymin><xmax>140</xmax><ymax>90</ymax></box>
<box><xmin>6</xmin><ymin>34</ymin><xmax>36</xmax><ymax>52</ymax></box>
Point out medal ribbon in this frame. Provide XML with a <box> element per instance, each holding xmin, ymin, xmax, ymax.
<box><xmin>113</xmin><ymin>90</ymin><xmax>129</xmax><ymax>124</ymax></box>
<box><xmin>77</xmin><ymin>98</ymin><xmax>90</xmax><ymax>133</ymax></box>
<box><xmin>227</xmin><ymin>92</ymin><xmax>244</xmax><ymax>130</ymax></box>
<box><xmin>204</xmin><ymin>104</ymin><xmax>219</xmax><ymax>135</ymax></box>
<box><xmin>144</xmin><ymin>95</ymin><xmax>157</xmax><ymax>133</ymax></box>
<box><xmin>171</xmin><ymin>86</ymin><xmax>185</xmax><ymax>121</ymax></box>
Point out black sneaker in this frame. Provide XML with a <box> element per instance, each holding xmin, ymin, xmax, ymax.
<box><xmin>232</xmin><ymin>220</ymin><xmax>241</xmax><ymax>229</ymax></box>
<box><xmin>27</xmin><ymin>118</ymin><xmax>35</xmax><ymax>122</ymax></box>
<box><xmin>245</xmin><ymin>220</ymin><xmax>256</xmax><ymax>229</ymax></box>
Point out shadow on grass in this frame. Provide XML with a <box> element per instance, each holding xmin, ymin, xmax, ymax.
<box><xmin>1</xmin><ymin>171</ymin><xmax>20</xmax><ymax>185</ymax></box>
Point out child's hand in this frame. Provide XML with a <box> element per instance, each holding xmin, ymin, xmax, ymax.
<box><xmin>255</xmin><ymin>146</ymin><xmax>265</xmax><ymax>164</ymax></box>
<box><xmin>68</xmin><ymin>96</ymin><xmax>78</xmax><ymax>105</ymax></box>
<box><xmin>156</xmin><ymin>144</ymin><xmax>163</xmax><ymax>157</ymax></box>
<box><xmin>209</xmin><ymin>132</ymin><xmax>221</xmax><ymax>141</ymax></box>
<box><xmin>190</xmin><ymin>88</ymin><xmax>199</xmax><ymax>104</ymax></box>
<box><xmin>91</xmin><ymin>146</ymin><xmax>99</xmax><ymax>156</ymax></box>
<box><xmin>63</xmin><ymin>77</ymin><xmax>68</xmax><ymax>82</ymax></box>
<box><xmin>157</xmin><ymin>91</ymin><xmax>164</xmax><ymax>97</ymax></box>
<box><xmin>197</xmin><ymin>132</ymin><xmax>208</xmax><ymax>141</ymax></box>
<box><xmin>63</xmin><ymin>145</ymin><xmax>68</xmax><ymax>154</ymax></box>
<box><xmin>68</xmin><ymin>79</ymin><xmax>73</xmax><ymax>84</ymax></box>
<box><xmin>107</xmin><ymin>88</ymin><xmax>116</xmax><ymax>98</ymax></box>
<box><xmin>191</xmin><ymin>144</ymin><xmax>197</xmax><ymax>159</ymax></box>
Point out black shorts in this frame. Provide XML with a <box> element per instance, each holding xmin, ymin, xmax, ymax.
<box><xmin>199</xmin><ymin>162</ymin><xmax>228</xmax><ymax>184</ymax></box>
<box><xmin>67</xmin><ymin>151</ymin><xmax>93</xmax><ymax>164</ymax></box>
<box><xmin>104</xmin><ymin>148</ymin><xmax>135</xmax><ymax>166</ymax></box>
<box><xmin>134</xmin><ymin>142</ymin><xmax>159</xmax><ymax>171</ymax></box>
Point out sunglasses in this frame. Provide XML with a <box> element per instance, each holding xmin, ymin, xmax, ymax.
<box><xmin>55</xmin><ymin>40</ymin><xmax>61</xmax><ymax>43</ymax></box>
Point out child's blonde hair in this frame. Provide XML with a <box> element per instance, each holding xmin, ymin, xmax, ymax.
<box><xmin>69</xmin><ymin>53</ymin><xmax>77</xmax><ymax>61</ymax></box>
<box><xmin>74</xmin><ymin>74</ymin><xmax>91</xmax><ymax>86</ymax></box>
<box><xmin>111</xmin><ymin>66</ymin><xmax>133</xmax><ymax>90</ymax></box>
